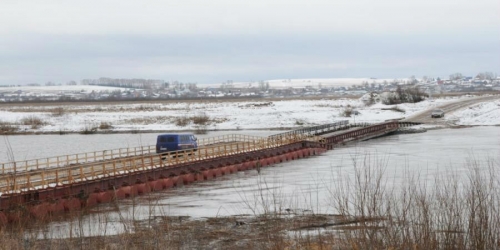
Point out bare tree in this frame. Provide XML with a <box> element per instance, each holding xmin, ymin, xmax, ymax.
<box><xmin>449</xmin><ymin>73</ymin><xmax>463</xmax><ymax>80</ymax></box>
<box><xmin>476</xmin><ymin>72</ymin><xmax>495</xmax><ymax>80</ymax></box>
<box><xmin>409</xmin><ymin>75</ymin><xmax>417</xmax><ymax>84</ymax></box>
<box><xmin>259</xmin><ymin>81</ymin><xmax>269</xmax><ymax>91</ymax></box>
<box><xmin>187</xmin><ymin>83</ymin><xmax>198</xmax><ymax>91</ymax></box>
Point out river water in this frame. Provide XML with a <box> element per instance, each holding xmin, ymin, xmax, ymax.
<box><xmin>3</xmin><ymin>127</ymin><xmax>499</xmax><ymax>238</ymax></box>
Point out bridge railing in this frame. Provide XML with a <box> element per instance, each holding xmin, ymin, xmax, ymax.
<box><xmin>398</xmin><ymin>121</ymin><xmax>422</xmax><ymax>128</ymax></box>
<box><xmin>198</xmin><ymin>134</ymin><xmax>264</xmax><ymax>146</ymax></box>
<box><xmin>319</xmin><ymin>121</ymin><xmax>399</xmax><ymax>146</ymax></box>
<box><xmin>0</xmin><ymin>145</ymin><xmax>157</xmax><ymax>175</ymax></box>
<box><xmin>349</xmin><ymin>122</ymin><xmax>372</xmax><ymax>127</ymax></box>
<box><xmin>269</xmin><ymin>120</ymin><xmax>349</xmax><ymax>139</ymax></box>
<box><xmin>0</xmin><ymin>121</ymin><xmax>419</xmax><ymax>179</ymax></box>
<box><xmin>0</xmin><ymin>133</ymin><xmax>319</xmax><ymax>194</ymax></box>
<box><xmin>0</xmin><ymin>134</ymin><xmax>264</xmax><ymax>175</ymax></box>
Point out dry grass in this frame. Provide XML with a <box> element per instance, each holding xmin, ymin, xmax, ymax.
<box><xmin>340</xmin><ymin>106</ymin><xmax>353</xmax><ymax>117</ymax></box>
<box><xmin>0</xmin><ymin>95</ymin><xmax>363</xmax><ymax>113</ymax></box>
<box><xmin>0</xmin><ymin>121</ymin><xmax>18</xmax><ymax>133</ymax></box>
<box><xmin>174</xmin><ymin>116</ymin><xmax>190</xmax><ymax>127</ymax></box>
<box><xmin>1</xmin><ymin>155</ymin><xmax>499</xmax><ymax>249</ymax></box>
<box><xmin>80</xmin><ymin>122</ymin><xmax>98</xmax><ymax>134</ymax></box>
<box><xmin>124</xmin><ymin>116</ymin><xmax>171</xmax><ymax>125</ymax></box>
<box><xmin>124</xmin><ymin>115</ymin><xmax>227</xmax><ymax>126</ymax></box>
<box><xmin>313</xmin><ymin>103</ymin><xmax>345</xmax><ymax>108</ymax></box>
<box><xmin>175</xmin><ymin>114</ymin><xmax>218</xmax><ymax>127</ymax></box>
<box><xmin>20</xmin><ymin>115</ymin><xmax>47</xmax><ymax>129</ymax></box>
<box><xmin>50</xmin><ymin>107</ymin><xmax>65</xmax><ymax>117</ymax></box>
<box><xmin>99</xmin><ymin>122</ymin><xmax>113</xmax><ymax>130</ymax></box>
<box><xmin>328</xmin><ymin>156</ymin><xmax>500</xmax><ymax>250</ymax></box>
<box><xmin>191</xmin><ymin>113</ymin><xmax>210</xmax><ymax>125</ymax></box>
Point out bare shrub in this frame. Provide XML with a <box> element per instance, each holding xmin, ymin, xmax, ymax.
<box><xmin>1</xmin><ymin>147</ymin><xmax>498</xmax><ymax>250</ymax></box>
<box><xmin>50</xmin><ymin>107</ymin><xmax>65</xmax><ymax>116</ymax></box>
<box><xmin>314</xmin><ymin>104</ymin><xmax>343</xmax><ymax>108</ymax></box>
<box><xmin>362</xmin><ymin>92</ymin><xmax>380</xmax><ymax>106</ymax></box>
<box><xmin>20</xmin><ymin>115</ymin><xmax>46</xmax><ymax>129</ymax></box>
<box><xmin>99</xmin><ymin>122</ymin><xmax>113</xmax><ymax>130</ymax></box>
<box><xmin>174</xmin><ymin>116</ymin><xmax>190</xmax><ymax>127</ymax></box>
<box><xmin>405</xmin><ymin>86</ymin><xmax>428</xmax><ymax>103</ymax></box>
<box><xmin>330</xmin><ymin>155</ymin><xmax>500</xmax><ymax>250</ymax></box>
<box><xmin>383</xmin><ymin>93</ymin><xmax>402</xmax><ymax>105</ymax></box>
<box><xmin>136</xmin><ymin>105</ymin><xmax>154</xmax><ymax>112</ymax></box>
<box><xmin>295</xmin><ymin>119</ymin><xmax>305</xmax><ymax>126</ymax></box>
<box><xmin>340</xmin><ymin>106</ymin><xmax>353</xmax><ymax>117</ymax></box>
<box><xmin>80</xmin><ymin>122</ymin><xmax>98</xmax><ymax>134</ymax></box>
<box><xmin>212</xmin><ymin>117</ymin><xmax>229</xmax><ymax>124</ymax></box>
<box><xmin>192</xmin><ymin>113</ymin><xmax>210</xmax><ymax>125</ymax></box>
<box><xmin>383</xmin><ymin>86</ymin><xmax>429</xmax><ymax>105</ymax></box>
<box><xmin>126</xmin><ymin>116</ymin><xmax>170</xmax><ymax>125</ymax></box>
<box><xmin>0</xmin><ymin>120</ymin><xmax>18</xmax><ymax>133</ymax></box>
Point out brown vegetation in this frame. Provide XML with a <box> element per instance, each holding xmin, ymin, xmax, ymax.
<box><xmin>383</xmin><ymin>86</ymin><xmax>429</xmax><ymax>105</ymax></box>
<box><xmin>99</xmin><ymin>122</ymin><xmax>113</xmax><ymax>130</ymax></box>
<box><xmin>340</xmin><ymin>105</ymin><xmax>355</xmax><ymax>117</ymax></box>
<box><xmin>80</xmin><ymin>122</ymin><xmax>98</xmax><ymax>134</ymax></box>
<box><xmin>0</xmin><ymin>121</ymin><xmax>18</xmax><ymax>133</ymax></box>
<box><xmin>191</xmin><ymin>113</ymin><xmax>210</xmax><ymax>125</ymax></box>
<box><xmin>1</xmin><ymin>156</ymin><xmax>497</xmax><ymax>249</ymax></box>
<box><xmin>174</xmin><ymin>116</ymin><xmax>190</xmax><ymax>127</ymax></box>
<box><xmin>382</xmin><ymin>105</ymin><xmax>406</xmax><ymax>113</ymax></box>
<box><xmin>175</xmin><ymin>114</ymin><xmax>215</xmax><ymax>127</ymax></box>
<box><xmin>20</xmin><ymin>115</ymin><xmax>47</xmax><ymax>129</ymax></box>
<box><xmin>50</xmin><ymin>107</ymin><xmax>65</xmax><ymax>117</ymax></box>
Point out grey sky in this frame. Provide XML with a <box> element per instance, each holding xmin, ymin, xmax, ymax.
<box><xmin>1</xmin><ymin>0</ymin><xmax>499</xmax><ymax>85</ymax></box>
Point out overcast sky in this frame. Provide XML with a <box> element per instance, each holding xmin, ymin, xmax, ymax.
<box><xmin>1</xmin><ymin>0</ymin><xmax>499</xmax><ymax>85</ymax></box>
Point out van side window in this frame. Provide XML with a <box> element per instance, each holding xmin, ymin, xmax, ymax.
<box><xmin>159</xmin><ymin>137</ymin><xmax>167</xmax><ymax>143</ymax></box>
<box><xmin>167</xmin><ymin>137</ymin><xmax>175</xmax><ymax>142</ymax></box>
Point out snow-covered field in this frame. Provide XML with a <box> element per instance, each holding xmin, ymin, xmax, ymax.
<box><xmin>447</xmin><ymin>100</ymin><xmax>500</xmax><ymax>126</ymax></box>
<box><xmin>0</xmin><ymin>85</ymin><xmax>128</xmax><ymax>94</ymax></box>
<box><xmin>206</xmin><ymin>78</ymin><xmax>403</xmax><ymax>89</ymax></box>
<box><xmin>0</xmin><ymin>95</ymin><xmax>499</xmax><ymax>134</ymax></box>
<box><xmin>1</xmin><ymin>78</ymin><xmax>400</xmax><ymax>92</ymax></box>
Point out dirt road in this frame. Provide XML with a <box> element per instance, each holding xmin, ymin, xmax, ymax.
<box><xmin>404</xmin><ymin>95</ymin><xmax>500</xmax><ymax>126</ymax></box>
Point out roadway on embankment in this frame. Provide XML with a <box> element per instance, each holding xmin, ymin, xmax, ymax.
<box><xmin>404</xmin><ymin>95</ymin><xmax>500</xmax><ymax>126</ymax></box>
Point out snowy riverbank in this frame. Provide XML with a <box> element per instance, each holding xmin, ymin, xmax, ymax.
<box><xmin>0</xmin><ymin>95</ymin><xmax>499</xmax><ymax>134</ymax></box>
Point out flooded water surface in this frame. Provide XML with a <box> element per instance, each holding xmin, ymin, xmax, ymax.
<box><xmin>3</xmin><ymin>127</ymin><xmax>499</xmax><ymax>238</ymax></box>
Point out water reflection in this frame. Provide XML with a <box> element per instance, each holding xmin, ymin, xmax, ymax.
<box><xmin>9</xmin><ymin>127</ymin><xmax>500</xmax><ymax>238</ymax></box>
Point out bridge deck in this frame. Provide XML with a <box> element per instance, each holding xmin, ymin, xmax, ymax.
<box><xmin>319</xmin><ymin>127</ymin><xmax>360</xmax><ymax>138</ymax></box>
<box><xmin>0</xmin><ymin>120</ymin><xmax>409</xmax><ymax>213</ymax></box>
<box><xmin>0</xmin><ymin>134</ymin><xmax>321</xmax><ymax>195</ymax></box>
<box><xmin>0</xmin><ymin>121</ymin><xmax>354</xmax><ymax>195</ymax></box>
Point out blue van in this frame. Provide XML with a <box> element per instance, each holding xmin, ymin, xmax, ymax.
<box><xmin>156</xmin><ymin>133</ymin><xmax>198</xmax><ymax>154</ymax></box>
